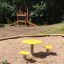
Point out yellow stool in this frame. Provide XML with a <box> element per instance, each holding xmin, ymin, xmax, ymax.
<box><xmin>44</xmin><ymin>45</ymin><xmax>53</xmax><ymax>54</ymax></box>
<box><xmin>19</xmin><ymin>51</ymin><xmax>31</xmax><ymax>64</ymax></box>
<box><xmin>18</xmin><ymin>50</ymin><xmax>31</xmax><ymax>60</ymax></box>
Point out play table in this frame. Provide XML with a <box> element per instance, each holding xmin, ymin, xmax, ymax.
<box><xmin>22</xmin><ymin>39</ymin><xmax>42</xmax><ymax>54</ymax></box>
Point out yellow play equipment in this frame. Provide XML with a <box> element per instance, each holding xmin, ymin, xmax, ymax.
<box><xmin>44</xmin><ymin>45</ymin><xmax>53</xmax><ymax>54</ymax></box>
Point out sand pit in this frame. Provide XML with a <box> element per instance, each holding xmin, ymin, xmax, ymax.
<box><xmin>0</xmin><ymin>36</ymin><xmax>64</xmax><ymax>64</ymax></box>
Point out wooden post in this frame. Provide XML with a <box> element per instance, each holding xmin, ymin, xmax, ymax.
<box><xmin>25</xmin><ymin>13</ymin><xmax>27</xmax><ymax>27</ymax></box>
<box><xmin>31</xmin><ymin>44</ymin><xmax>34</xmax><ymax>54</ymax></box>
<box><xmin>27</xmin><ymin>8</ymin><xmax>28</xmax><ymax>23</ymax></box>
<box><xmin>17</xmin><ymin>13</ymin><xmax>19</xmax><ymax>26</ymax></box>
<box><xmin>25</xmin><ymin>8</ymin><xmax>28</xmax><ymax>27</ymax></box>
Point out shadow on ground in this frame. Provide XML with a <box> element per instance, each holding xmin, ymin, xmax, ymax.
<box><xmin>32</xmin><ymin>52</ymin><xmax>57</xmax><ymax>59</ymax></box>
<box><xmin>0</xmin><ymin>24</ymin><xmax>5</xmax><ymax>28</ymax></box>
<box><xmin>26</xmin><ymin>58</ymin><xmax>36</xmax><ymax>63</ymax></box>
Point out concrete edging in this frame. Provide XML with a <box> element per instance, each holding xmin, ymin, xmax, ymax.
<box><xmin>0</xmin><ymin>34</ymin><xmax>64</xmax><ymax>41</ymax></box>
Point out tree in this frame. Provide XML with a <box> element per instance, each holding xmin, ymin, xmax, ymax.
<box><xmin>47</xmin><ymin>0</ymin><xmax>64</xmax><ymax>24</ymax></box>
<box><xmin>0</xmin><ymin>1</ymin><xmax>16</xmax><ymax>24</ymax></box>
<box><xmin>0</xmin><ymin>0</ymin><xmax>63</xmax><ymax>25</ymax></box>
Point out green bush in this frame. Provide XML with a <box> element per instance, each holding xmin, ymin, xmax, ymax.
<box><xmin>0</xmin><ymin>1</ymin><xmax>16</xmax><ymax>24</ymax></box>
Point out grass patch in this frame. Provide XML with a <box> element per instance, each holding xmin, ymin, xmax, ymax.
<box><xmin>40</xmin><ymin>23</ymin><xmax>64</xmax><ymax>34</ymax></box>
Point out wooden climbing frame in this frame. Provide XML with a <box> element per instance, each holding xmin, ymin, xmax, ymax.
<box><xmin>16</xmin><ymin>11</ymin><xmax>27</xmax><ymax>26</ymax></box>
<box><xmin>14</xmin><ymin>9</ymin><xmax>37</xmax><ymax>26</ymax></box>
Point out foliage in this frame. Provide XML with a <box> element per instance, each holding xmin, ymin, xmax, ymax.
<box><xmin>0</xmin><ymin>1</ymin><xmax>16</xmax><ymax>24</ymax></box>
<box><xmin>31</xmin><ymin>1</ymin><xmax>47</xmax><ymax>17</ymax></box>
<box><xmin>15</xmin><ymin>0</ymin><xmax>64</xmax><ymax>24</ymax></box>
<box><xmin>0</xmin><ymin>0</ymin><xmax>64</xmax><ymax>24</ymax></box>
<box><xmin>47</xmin><ymin>0</ymin><xmax>63</xmax><ymax>24</ymax></box>
<box><xmin>1</xmin><ymin>59</ymin><xmax>9</xmax><ymax>64</ymax></box>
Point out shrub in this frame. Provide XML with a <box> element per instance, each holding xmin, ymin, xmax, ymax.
<box><xmin>0</xmin><ymin>59</ymin><xmax>9</xmax><ymax>64</ymax></box>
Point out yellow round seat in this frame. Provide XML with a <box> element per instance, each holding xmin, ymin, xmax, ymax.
<box><xmin>18</xmin><ymin>51</ymin><xmax>31</xmax><ymax>55</ymax></box>
<box><xmin>44</xmin><ymin>45</ymin><xmax>53</xmax><ymax>49</ymax></box>
<box><xmin>44</xmin><ymin>45</ymin><xmax>53</xmax><ymax>54</ymax></box>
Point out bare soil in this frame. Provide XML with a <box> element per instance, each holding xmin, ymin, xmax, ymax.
<box><xmin>0</xmin><ymin>26</ymin><xmax>64</xmax><ymax>64</ymax></box>
<box><xmin>0</xmin><ymin>25</ymin><xmax>49</xmax><ymax>38</ymax></box>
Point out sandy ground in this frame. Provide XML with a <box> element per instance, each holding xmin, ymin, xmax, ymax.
<box><xmin>0</xmin><ymin>26</ymin><xmax>44</xmax><ymax>38</ymax></box>
<box><xmin>0</xmin><ymin>26</ymin><xmax>64</xmax><ymax>64</ymax></box>
<box><xmin>0</xmin><ymin>36</ymin><xmax>64</xmax><ymax>64</ymax></box>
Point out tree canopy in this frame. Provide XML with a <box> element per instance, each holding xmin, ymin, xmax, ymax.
<box><xmin>0</xmin><ymin>0</ymin><xmax>64</xmax><ymax>24</ymax></box>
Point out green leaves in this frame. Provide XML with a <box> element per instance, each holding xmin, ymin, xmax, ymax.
<box><xmin>0</xmin><ymin>1</ymin><xmax>16</xmax><ymax>23</ymax></box>
<box><xmin>1</xmin><ymin>59</ymin><xmax>9</xmax><ymax>64</ymax></box>
<box><xmin>31</xmin><ymin>1</ymin><xmax>47</xmax><ymax>17</ymax></box>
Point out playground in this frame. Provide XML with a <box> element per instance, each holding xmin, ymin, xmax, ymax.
<box><xmin>0</xmin><ymin>0</ymin><xmax>64</xmax><ymax>64</ymax></box>
<box><xmin>0</xmin><ymin>36</ymin><xmax>64</xmax><ymax>64</ymax></box>
<box><xmin>0</xmin><ymin>26</ymin><xmax>64</xmax><ymax>64</ymax></box>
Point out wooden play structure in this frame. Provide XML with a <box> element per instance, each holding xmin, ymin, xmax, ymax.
<box><xmin>12</xmin><ymin>9</ymin><xmax>37</xmax><ymax>26</ymax></box>
<box><xmin>16</xmin><ymin>11</ymin><xmax>27</xmax><ymax>26</ymax></box>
